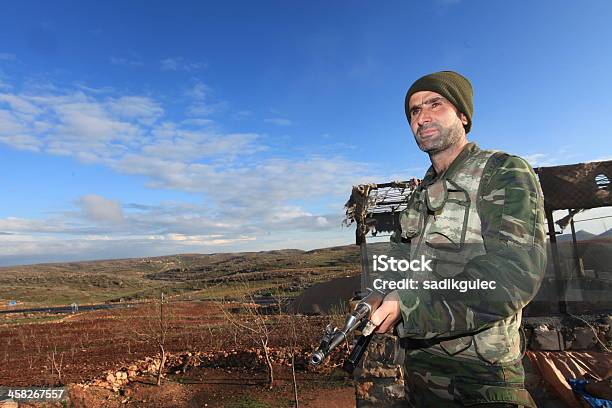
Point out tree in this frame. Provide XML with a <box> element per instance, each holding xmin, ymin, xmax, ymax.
<box><xmin>131</xmin><ymin>292</ymin><xmax>170</xmax><ymax>386</ymax></box>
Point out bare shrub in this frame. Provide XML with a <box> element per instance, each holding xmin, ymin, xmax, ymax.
<box><xmin>48</xmin><ymin>345</ymin><xmax>64</xmax><ymax>385</ymax></box>
<box><xmin>129</xmin><ymin>292</ymin><xmax>171</xmax><ymax>386</ymax></box>
<box><xmin>220</xmin><ymin>282</ymin><xmax>275</xmax><ymax>389</ymax></box>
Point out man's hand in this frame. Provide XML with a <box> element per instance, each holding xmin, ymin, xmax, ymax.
<box><xmin>370</xmin><ymin>290</ymin><xmax>402</xmax><ymax>333</ymax></box>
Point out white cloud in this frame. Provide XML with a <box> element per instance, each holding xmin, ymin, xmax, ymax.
<box><xmin>0</xmin><ymin>81</ymin><xmax>389</xmax><ymax>265</ymax></box>
<box><xmin>187</xmin><ymin>104</ymin><xmax>212</xmax><ymax>117</ymax></box>
<box><xmin>162</xmin><ymin>233</ymin><xmax>255</xmax><ymax>245</ymax></box>
<box><xmin>522</xmin><ymin>153</ymin><xmax>558</xmax><ymax>167</ymax></box>
<box><xmin>74</xmin><ymin>84</ymin><xmax>116</xmax><ymax>95</ymax></box>
<box><xmin>0</xmin><ymin>219</ymin><xmax>354</xmax><ymax>266</ymax></box>
<box><xmin>0</xmin><ymin>90</ymin><xmax>250</xmax><ymax>163</ymax></box>
<box><xmin>316</xmin><ymin>216</ymin><xmax>329</xmax><ymax>227</ymax></box>
<box><xmin>0</xmin><ymin>134</ymin><xmax>40</xmax><ymax>152</ymax></box>
<box><xmin>265</xmin><ymin>206</ymin><xmax>312</xmax><ymax>223</ymax></box>
<box><xmin>181</xmin><ymin>118</ymin><xmax>216</xmax><ymax>127</ymax></box>
<box><xmin>522</xmin><ymin>149</ymin><xmax>611</xmax><ymax>168</ymax></box>
<box><xmin>0</xmin><ymin>217</ymin><xmax>110</xmax><ymax>236</ymax></box>
<box><xmin>53</xmin><ymin>100</ymin><xmax>142</xmax><ymax>145</ymax></box>
<box><xmin>594</xmin><ymin>155</ymin><xmax>612</xmax><ymax>162</ymax></box>
<box><xmin>78</xmin><ymin>195</ymin><xmax>125</xmax><ymax>223</ymax></box>
<box><xmin>0</xmin><ymin>109</ymin><xmax>29</xmax><ymax>135</ymax></box>
<box><xmin>107</xmin><ymin>96</ymin><xmax>163</xmax><ymax>122</ymax></box>
<box><xmin>184</xmin><ymin>81</ymin><xmax>226</xmax><ymax>117</ymax></box>
<box><xmin>141</xmin><ymin>132</ymin><xmax>262</xmax><ymax>161</ymax></box>
<box><xmin>186</xmin><ymin>82</ymin><xmax>208</xmax><ymax>101</ymax></box>
<box><xmin>0</xmin><ymin>93</ymin><xmax>42</xmax><ymax>117</ymax></box>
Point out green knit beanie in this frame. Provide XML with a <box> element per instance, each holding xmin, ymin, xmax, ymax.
<box><xmin>404</xmin><ymin>71</ymin><xmax>473</xmax><ymax>134</ymax></box>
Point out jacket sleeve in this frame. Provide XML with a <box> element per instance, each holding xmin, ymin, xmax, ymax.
<box><xmin>395</xmin><ymin>155</ymin><xmax>547</xmax><ymax>339</ymax></box>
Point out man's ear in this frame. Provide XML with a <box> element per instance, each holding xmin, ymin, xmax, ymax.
<box><xmin>459</xmin><ymin>112</ymin><xmax>468</xmax><ymax>126</ymax></box>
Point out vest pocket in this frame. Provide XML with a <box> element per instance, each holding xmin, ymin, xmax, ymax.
<box><xmin>439</xmin><ymin>336</ymin><xmax>472</xmax><ymax>356</ymax></box>
<box><xmin>425</xmin><ymin>182</ymin><xmax>470</xmax><ymax>252</ymax></box>
<box><xmin>400</xmin><ymin>192</ymin><xmax>425</xmax><ymax>240</ymax></box>
<box><xmin>473</xmin><ymin>317</ymin><xmax>522</xmax><ymax>365</ymax></box>
<box><xmin>425</xmin><ymin>182</ymin><xmax>471</xmax><ymax>278</ymax></box>
<box><xmin>452</xmin><ymin>355</ymin><xmax>535</xmax><ymax>407</ymax></box>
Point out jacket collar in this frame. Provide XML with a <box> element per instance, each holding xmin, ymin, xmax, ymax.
<box><xmin>422</xmin><ymin>142</ymin><xmax>479</xmax><ymax>185</ymax></box>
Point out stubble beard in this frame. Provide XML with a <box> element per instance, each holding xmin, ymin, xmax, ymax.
<box><xmin>415</xmin><ymin>120</ymin><xmax>464</xmax><ymax>155</ymax></box>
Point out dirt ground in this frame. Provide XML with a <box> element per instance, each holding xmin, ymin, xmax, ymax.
<box><xmin>63</xmin><ymin>366</ymin><xmax>355</xmax><ymax>408</ymax></box>
<box><xmin>0</xmin><ymin>301</ymin><xmax>341</xmax><ymax>386</ymax></box>
<box><xmin>1</xmin><ymin>301</ymin><xmax>355</xmax><ymax>407</ymax></box>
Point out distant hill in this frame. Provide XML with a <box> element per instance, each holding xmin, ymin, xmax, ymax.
<box><xmin>554</xmin><ymin>228</ymin><xmax>612</xmax><ymax>242</ymax></box>
<box><xmin>0</xmin><ymin>245</ymin><xmax>361</xmax><ymax>308</ymax></box>
<box><xmin>556</xmin><ymin>230</ymin><xmax>598</xmax><ymax>242</ymax></box>
<box><xmin>598</xmin><ymin>229</ymin><xmax>612</xmax><ymax>238</ymax></box>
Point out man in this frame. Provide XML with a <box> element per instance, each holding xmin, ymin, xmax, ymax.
<box><xmin>369</xmin><ymin>71</ymin><xmax>547</xmax><ymax>407</ymax></box>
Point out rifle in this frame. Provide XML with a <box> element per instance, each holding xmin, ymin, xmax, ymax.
<box><xmin>309</xmin><ymin>289</ymin><xmax>384</xmax><ymax>373</ymax></box>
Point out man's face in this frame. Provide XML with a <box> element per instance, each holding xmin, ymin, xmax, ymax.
<box><xmin>407</xmin><ymin>90</ymin><xmax>468</xmax><ymax>154</ymax></box>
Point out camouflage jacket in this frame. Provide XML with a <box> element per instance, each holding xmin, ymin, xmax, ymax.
<box><xmin>390</xmin><ymin>142</ymin><xmax>547</xmax><ymax>364</ymax></box>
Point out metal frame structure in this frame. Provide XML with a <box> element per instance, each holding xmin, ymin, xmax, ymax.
<box><xmin>535</xmin><ymin>160</ymin><xmax>612</xmax><ymax>314</ymax></box>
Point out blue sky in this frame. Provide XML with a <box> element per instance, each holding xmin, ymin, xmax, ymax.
<box><xmin>0</xmin><ymin>1</ymin><xmax>611</xmax><ymax>265</ymax></box>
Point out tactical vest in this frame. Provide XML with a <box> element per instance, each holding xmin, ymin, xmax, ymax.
<box><xmin>398</xmin><ymin>146</ymin><xmax>523</xmax><ymax>365</ymax></box>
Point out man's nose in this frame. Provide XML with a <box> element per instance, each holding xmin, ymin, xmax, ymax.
<box><xmin>416</xmin><ymin>109</ymin><xmax>432</xmax><ymax>126</ymax></box>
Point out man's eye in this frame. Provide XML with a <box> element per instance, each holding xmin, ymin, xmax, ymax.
<box><xmin>431</xmin><ymin>101</ymin><xmax>441</xmax><ymax>108</ymax></box>
<box><xmin>410</xmin><ymin>108</ymin><xmax>420</xmax><ymax>116</ymax></box>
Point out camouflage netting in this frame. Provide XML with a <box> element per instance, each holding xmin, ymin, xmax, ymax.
<box><xmin>535</xmin><ymin>160</ymin><xmax>612</xmax><ymax>211</ymax></box>
<box><xmin>344</xmin><ymin>180</ymin><xmax>420</xmax><ymax>244</ymax></box>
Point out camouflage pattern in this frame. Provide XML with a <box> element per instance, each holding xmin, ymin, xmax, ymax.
<box><xmin>388</xmin><ymin>142</ymin><xmax>546</xmax><ymax>407</ymax></box>
<box><xmin>354</xmin><ymin>333</ymin><xmax>406</xmax><ymax>408</ymax></box>
<box><xmin>404</xmin><ymin>349</ymin><xmax>534</xmax><ymax>407</ymax></box>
